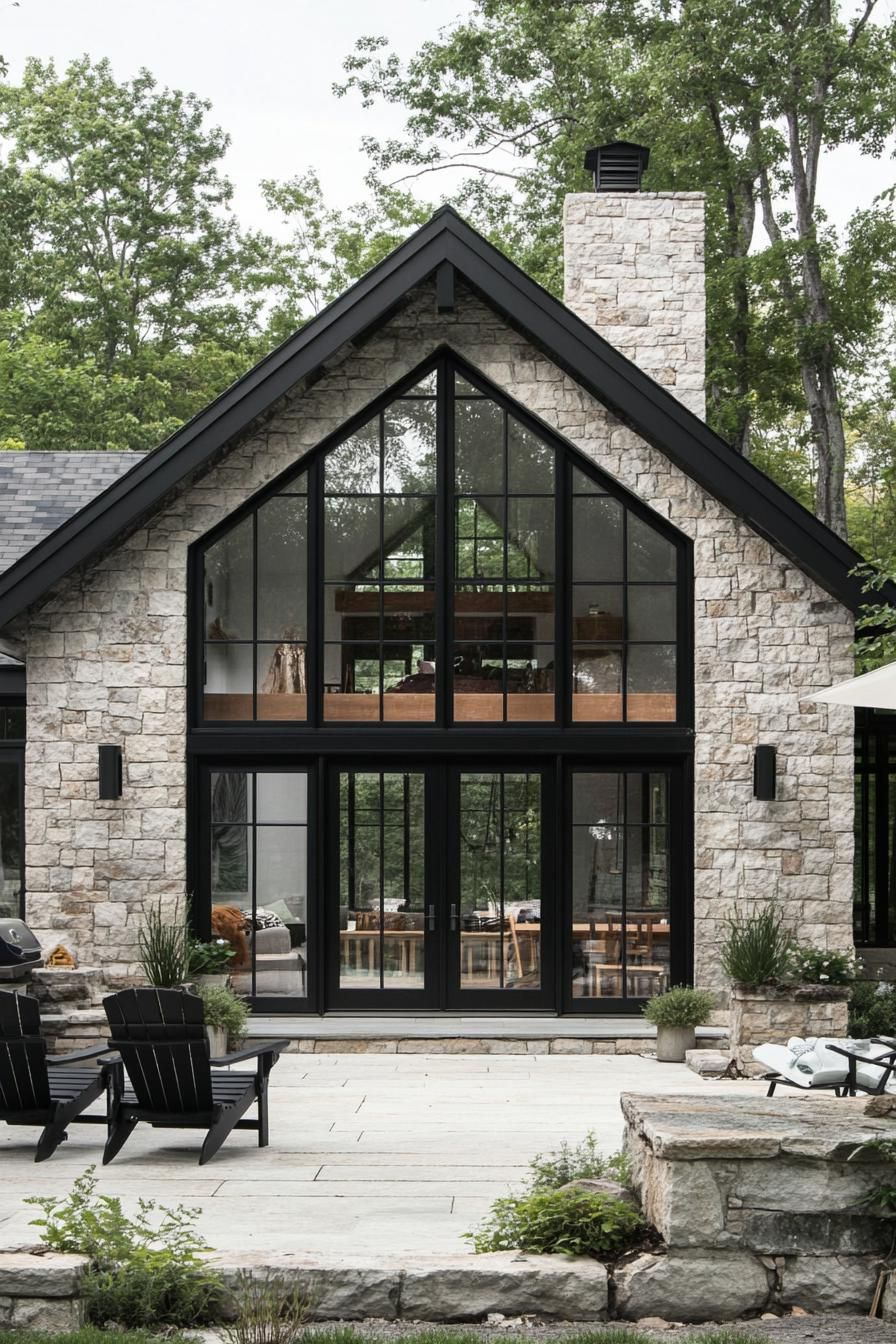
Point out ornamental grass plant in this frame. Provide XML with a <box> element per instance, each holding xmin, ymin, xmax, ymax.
<box><xmin>136</xmin><ymin>900</ymin><xmax>191</xmax><ymax>988</ymax></box>
<box><xmin>720</xmin><ymin>904</ymin><xmax>794</xmax><ymax>987</ymax></box>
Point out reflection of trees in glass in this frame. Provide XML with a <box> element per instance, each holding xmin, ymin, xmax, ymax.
<box><xmin>339</xmin><ymin>773</ymin><xmax>424</xmax><ymax>911</ymax></box>
<box><xmin>460</xmin><ymin>774</ymin><xmax>540</xmax><ymax>916</ymax></box>
<box><xmin>211</xmin><ymin>772</ymin><xmax>249</xmax><ymax>896</ymax></box>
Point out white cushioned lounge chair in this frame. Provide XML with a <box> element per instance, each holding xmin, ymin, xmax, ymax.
<box><xmin>754</xmin><ymin>1036</ymin><xmax>896</xmax><ymax>1097</ymax></box>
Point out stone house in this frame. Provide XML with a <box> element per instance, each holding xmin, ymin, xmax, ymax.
<box><xmin>0</xmin><ymin>144</ymin><xmax>875</xmax><ymax>1015</ymax></box>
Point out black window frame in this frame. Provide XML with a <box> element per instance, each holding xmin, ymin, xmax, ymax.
<box><xmin>855</xmin><ymin>706</ymin><xmax>896</xmax><ymax>947</ymax></box>
<box><xmin>188</xmin><ymin>349</ymin><xmax>694</xmax><ymax>735</ymax></box>
<box><xmin>0</xmin><ymin>692</ymin><xmax>25</xmax><ymax>921</ymax></box>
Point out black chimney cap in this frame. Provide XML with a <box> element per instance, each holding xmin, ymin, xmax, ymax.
<box><xmin>583</xmin><ymin>141</ymin><xmax>650</xmax><ymax>193</ymax></box>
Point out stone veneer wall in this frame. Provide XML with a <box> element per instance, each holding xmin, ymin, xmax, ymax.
<box><xmin>15</xmin><ymin>278</ymin><xmax>855</xmax><ymax>987</ymax></box>
<box><xmin>563</xmin><ymin>192</ymin><xmax>706</xmax><ymax>417</ymax></box>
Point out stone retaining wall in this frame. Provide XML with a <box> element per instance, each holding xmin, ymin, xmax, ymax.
<box><xmin>622</xmin><ymin>1091</ymin><xmax>892</xmax><ymax>1319</ymax></box>
<box><xmin>0</xmin><ymin>1252</ymin><xmax>88</xmax><ymax>1332</ymax></box>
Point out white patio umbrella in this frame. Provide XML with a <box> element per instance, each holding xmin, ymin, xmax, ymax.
<box><xmin>813</xmin><ymin>660</ymin><xmax>896</xmax><ymax>710</ymax></box>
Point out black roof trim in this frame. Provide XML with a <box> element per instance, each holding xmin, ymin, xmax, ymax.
<box><xmin>0</xmin><ymin>205</ymin><xmax>878</xmax><ymax>620</ymax></box>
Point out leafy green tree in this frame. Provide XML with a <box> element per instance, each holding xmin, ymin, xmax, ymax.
<box><xmin>0</xmin><ymin>57</ymin><xmax>263</xmax><ymax>452</ymax></box>
<box><xmin>259</xmin><ymin>171</ymin><xmax>431</xmax><ymax>344</ymax></box>
<box><xmin>338</xmin><ymin>0</ymin><xmax>896</xmax><ymax>537</ymax></box>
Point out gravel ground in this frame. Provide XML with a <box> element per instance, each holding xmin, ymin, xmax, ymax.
<box><xmin>274</xmin><ymin>1316</ymin><xmax>896</xmax><ymax>1343</ymax></box>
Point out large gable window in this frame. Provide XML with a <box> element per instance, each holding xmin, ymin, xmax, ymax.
<box><xmin>196</xmin><ymin>358</ymin><xmax>687</xmax><ymax>728</ymax></box>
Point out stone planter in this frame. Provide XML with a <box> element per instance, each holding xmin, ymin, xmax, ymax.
<box><xmin>655</xmin><ymin>1025</ymin><xmax>696</xmax><ymax>1062</ymax></box>
<box><xmin>729</xmin><ymin>982</ymin><xmax>851</xmax><ymax>1071</ymax></box>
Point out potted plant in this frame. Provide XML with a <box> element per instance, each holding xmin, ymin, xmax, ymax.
<box><xmin>137</xmin><ymin>900</ymin><xmax>191</xmax><ymax>987</ymax></box>
<box><xmin>188</xmin><ymin>937</ymin><xmax>234</xmax><ymax>989</ymax></box>
<box><xmin>722</xmin><ymin>905</ymin><xmax>854</xmax><ymax>1068</ymax></box>
<box><xmin>196</xmin><ymin>984</ymin><xmax>249</xmax><ymax>1056</ymax></box>
<box><xmin>643</xmin><ymin>986</ymin><xmax>716</xmax><ymax>1062</ymax></box>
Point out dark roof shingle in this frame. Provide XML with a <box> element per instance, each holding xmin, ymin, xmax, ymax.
<box><xmin>0</xmin><ymin>451</ymin><xmax>144</xmax><ymax>575</ymax></box>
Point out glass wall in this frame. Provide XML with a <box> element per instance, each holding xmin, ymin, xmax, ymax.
<box><xmin>195</xmin><ymin>359</ymin><xmax>684</xmax><ymax>730</ymax></box>
<box><xmin>203</xmin><ymin>477</ymin><xmax>308</xmax><ymax>721</ymax></box>
<box><xmin>454</xmin><ymin>376</ymin><xmax>556</xmax><ymax>722</ymax></box>
<box><xmin>854</xmin><ymin>709</ymin><xmax>896</xmax><ymax>946</ymax></box>
<box><xmin>209</xmin><ymin>769</ymin><xmax>308</xmax><ymax>996</ymax></box>
<box><xmin>572</xmin><ymin>468</ymin><xmax>677</xmax><ymax>722</ymax></box>
<box><xmin>570</xmin><ymin>771</ymin><xmax>671</xmax><ymax>1000</ymax></box>
<box><xmin>324</xmin><ymin>376</ymin><xmax>437</xmax><ymax>722</ymax></box>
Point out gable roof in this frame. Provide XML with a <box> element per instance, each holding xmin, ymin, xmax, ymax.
<box><xmin>0</xmin><ymin>206</ymin><xmax>879</xmax><ymax>624</ymax></box>
<box><xmin>0</xmin><ymin>452</ymin><xmax>144</xmax><ymax>576</ymax></box>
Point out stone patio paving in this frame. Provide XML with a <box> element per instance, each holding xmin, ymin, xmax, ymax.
<box><xmin>0</xmin><ymin>1052</ymin><xmax>768</xmax><ymax>1255</ymax></box>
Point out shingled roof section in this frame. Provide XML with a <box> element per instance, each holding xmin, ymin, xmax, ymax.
<box><xmin>0</xmin><ymin>451</ymin><xmax>144</xmax><ymax>576</ymax></box>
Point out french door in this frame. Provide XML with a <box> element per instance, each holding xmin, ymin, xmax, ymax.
<box><xmin>325</xmin><ymin>763</ymin><xmax>554</xmax><ymax>1011</ymax></box>
<box><xmin>199</xmin><ymin>758</ymin><xmax>687</xmax><ymax>1013</ymax></box>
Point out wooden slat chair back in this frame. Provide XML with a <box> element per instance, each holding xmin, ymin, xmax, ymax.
<box><xmin>104</xmin><ymin>988</ymin><xmax>214</xmax><ymax>1114</ymax></box>
<box><xmin>102</xmin><ymin>987</ymin><xmax>289</xmax><ymax>1166</ymax></box>
<box><xmin>0</xmin><ymin>991</ymin><xmax>112</xmax><ymax>1161</ymax></box>
<box><xmin>0</xmin><ymin>993</ymin><xmax>51</xmax><ymax>1113</ymax></box>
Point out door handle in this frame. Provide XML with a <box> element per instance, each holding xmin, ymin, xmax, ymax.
<box><xmin>449</xmin><ymin>903</ymin><xmax>458</xmax><ymax>932</ymax></box>
<box><xmin>427</xmin><ymin>904</ymin><xmax>436</xmax><ymax>932</ymax></box>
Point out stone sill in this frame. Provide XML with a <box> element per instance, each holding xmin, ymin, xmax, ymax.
<box><xmin>731</xmin><ymin>983</ymin><xmax>852</xmax><ymax>1002</ymax></box>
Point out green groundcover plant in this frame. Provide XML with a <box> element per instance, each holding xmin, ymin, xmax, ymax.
<box><xmin>27</xmin><ymin>1168</ymin><xmax>224</xmax><ymax>1328</ymax></box>
<box><xmin>527</xmin><ymin>1131</ymin><xmax>629</xmax><ymax>1192</ymax></box>
<box><xmin>466</xmin><ymin>1187</ymin><xmax>644</xmax><ymax>1257</ymax></box>
<box><xmin>849</xmin><ymin>978</ymin><xmax>896</xmax><ymax>1037</ymax></box>
<box><xmin>789</xmin><ymin>948</ymin><xmax>857</xmax><ymax>986</ymax></box>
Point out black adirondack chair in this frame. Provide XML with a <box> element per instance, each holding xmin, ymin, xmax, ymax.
<box><xmin>0</xmin><ymin>991</ymin><xmax>112</xmax><ymax>1161</ymax></box>
<box><xmin>102</xmin><ymin>988</ymin><xmax>289</xmax><ymax>1166</ymax></box>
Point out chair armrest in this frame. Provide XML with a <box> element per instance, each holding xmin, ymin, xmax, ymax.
<box><xmin>828</xmin><ymin>1044</ymin><xmax>896</xmax><ymax>1066</ymax></box>
<box><xmin>211</xmin><ymin>1038</ymin><xmax>291</xmax><ymax>1066</ymax></box>
<box><xmin>46</xmin><ymin>1044</ymin><xmax>117</xmax><ymax>1066</ymax></box>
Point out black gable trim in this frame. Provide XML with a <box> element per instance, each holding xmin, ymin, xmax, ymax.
<box><xmin>0</xmin><ymin>205</ymin><xmax>879</xmax><ymax>621</ymax></box>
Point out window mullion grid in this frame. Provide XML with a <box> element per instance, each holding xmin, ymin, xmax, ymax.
<box><xmin>621</xmin><ymin>772</ymin><xmax>628</xmax><ymax>1002</ymax></box>
<box><xmin>379</xmin><ymin>411</ymin><xmax>385</xmax><ymax>723</ymax></box>
<box><xmin>558</xmin><ymin>455</ymin><xmax>570</xmax><ymax>727</ymax></box>
<box><xmin>621</xmin><ymin>510</ymin><xmax>629</xmax><ymax>724</ymax></box>
<box><xmin>498</xmin><ymin>773</ymin><xmax>505</xmax><ymax>989</ymax></box>
<box><xmin>308</xmin><ymin>457</ymin><xmax>322</xmax><ymax>728</ymax></box>
<box><xmin>437</xmin><ymin>359</ymin><xmax>453</xmax><ymax>727</ymax></box>
<box><xmin>251</xmin><ymin>772</ymin><xmax>257</xmax><ymax>999</ymax></box>
<box><xmin>379</xmin><ymin>772</ymin><xmax>386</xmax><ymax>990</ymax></box>
<box><xmin>251</xmin><ymin>512</ymin><xmax>258</xmax><ymax>722</ymax></box>
<box><xmin>502</xmin><ymin>408</ymin><xmax>509</xmax><ymax>724</ymax></box>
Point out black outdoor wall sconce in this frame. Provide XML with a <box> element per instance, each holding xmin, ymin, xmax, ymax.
<box><xmin>98</xmin><ymin>744</ymin><xmax>123</xmax><ymax>800</ymax></box>
<box><xmin>753</xmin><ymin>744</ymin><xmax>777</xmax><ymax>801</ymax></box>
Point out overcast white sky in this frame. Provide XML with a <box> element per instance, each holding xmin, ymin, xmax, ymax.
<box><xmin>3</xmin><ymin>0</ymin><xmax>894</xmax><ymax>239</ymax></box>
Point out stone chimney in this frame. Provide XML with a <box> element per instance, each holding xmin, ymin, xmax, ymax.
<box><xmin>563</xmin><ymin>142</ymin><xmax>706</xmax><ymax>418</ymax></box>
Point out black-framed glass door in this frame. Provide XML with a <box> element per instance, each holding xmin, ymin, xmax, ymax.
<box><xmin>444</xmin><ymin>766</ymin><xmax>554</xmax><ymax>1010</ymax></box>
<box><xmin>324</xmin><ymin>761</ymin><xmax>555</xmax><ymax>1011</ymax></box>
<box><xmin>564</xmin><ymin>766</ymin><xmax>682</xmax><ymax>1010</ymax></box>
<box><xmin>198</xmin><ymin>756</ymin><xmax>688</xmax><ymax>1013</ymax></box>
<box><xmin>326</xmin><ymin>765</ymin><xmax>435</xmax><ymax>1010</ymax></box>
